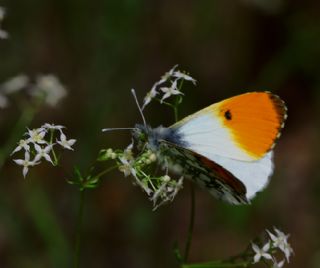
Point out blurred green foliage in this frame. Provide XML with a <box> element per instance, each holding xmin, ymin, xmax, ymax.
<box><xmin>1</xmin><ymin>0</ymin><xmax>320</xmax><ymax>267</ymax></box>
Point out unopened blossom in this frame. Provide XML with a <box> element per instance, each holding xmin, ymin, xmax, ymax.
<box><xmin>27</xmin><ymin>128</ymin><xmax>47</xmax><ymax>144</ymax></box>
<box><xmin>173</xmin><ymin>70</ymin><xmax>197</xmax><ymax>85</ymax></box>
<box><xmin>13</xmin><ymin>151</ymin><xmax>39</xmax><ymax>177</ymax></box>
<box><xmin>105</xmin><ymin>148</ymin><xmax>117</xmax><ymax>159</ymax></box>
<box><xmin>160</xmin><ymin>80</ymin><xmax>183</xmax><ymax>102</ymax></box>
<box><xmin>57</xmin><ymin>132</ymin><xmax>76</xmax><ymax>150</ymax></box>
<box><xmin>0</xmin><ymin>74</ymin><xmax>29</xmax><ymax>94</ymax></box>
<box><xmin>252</xmin><ymin>242</ymin><xmax>272</xmax><ymax>264</ymax></box>
<box><xmin>32</xmin><ymin>75</ymin><xmax>67</xmax><ymax>106</ymax></box>
<box><xmin>11</xmin><ymin>139</ymin><xmax>30</xmax><ymax>155</ymax></box>
<box><xmin>34</xmin><ymin>144</ymin><xmax>54</xmax><ymax>164</ymax></box>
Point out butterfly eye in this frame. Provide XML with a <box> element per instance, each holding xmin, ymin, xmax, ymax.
<box><xmin>224</xmin><ymin>110</ymin><xmax>232</xmax><ymax>120</ymax></box>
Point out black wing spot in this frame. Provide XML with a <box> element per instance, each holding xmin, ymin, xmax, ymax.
<box><xmin>224</xmin><ymin>110</ymin><xmax>232</xmax><ymax>120</ymax></box>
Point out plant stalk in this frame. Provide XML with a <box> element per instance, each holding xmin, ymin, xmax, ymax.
<box><xmin>74</xmin><ymin>189</ymin><xmax>85</xmax><ymax>268</ymax></box>
<box><xmin>184</xmin><ymin>184</ymin><xmax>195</xmax><ymax>262</ymax></box>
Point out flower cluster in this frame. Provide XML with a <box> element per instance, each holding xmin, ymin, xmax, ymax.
<box><xmin>0</xmin><ymin>6</ymin><xmax>8</xmax><ymax>39</ymax></box>
<box><xmin>99</xmin><ymin>66</ymin><xmax>197</xmax><ymax>209</ymax></box>
<box><xmin>251</xmin><ymin>227</ymin><xmax>293</xmax><ymax>267</ymax></box>
<box><xmin>0</xmin><ymin>74</ymin><xmax>67</xmax><ymax>109</ymax></box>
<box><xmin>98</xmin><ymin>143</ymin><xmax>184</xmax><ymax>210</ymax></box>
<box><xmin>142</xmin><ymin>65</ymin><xmax>196</xmax><ymax>109</ymax></box>
<box><xmin>12</xmin><ymin>123</ymin><xmax>76</xmax><ymax>177</ymax></box>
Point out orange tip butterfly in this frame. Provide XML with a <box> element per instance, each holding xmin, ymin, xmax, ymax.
<box><xmin>106</xmin><ymin>90</ymin><xmax>287</xmax><ymax>205</ymax></box>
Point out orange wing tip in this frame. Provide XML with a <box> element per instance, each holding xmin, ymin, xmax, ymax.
<box><xmin>217</xmin><ymin>91</ymin><xmax>287</xmax><ymax>159</ymax></box>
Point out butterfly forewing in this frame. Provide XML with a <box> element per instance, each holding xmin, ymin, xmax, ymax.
<box><xmin>171</xmin><ymin>92</ymin><xmax>287</xmax><ymax>162</ymax></box>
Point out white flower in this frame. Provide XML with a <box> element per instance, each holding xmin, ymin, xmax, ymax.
<box><xmin>34</xmin><ymin>144</ymin><xmax>54</xmax><ymax>165</ymax></box>
<box><xmin>173</xmin><ymin>71</ymin><xmax>197</xmax><ymax>85</ymax></box>
<box><xmin>268</xmin><ymin>227</ymin><xmax>293</xmax><ymax>262</ymax></box>
<box><xmin>142</xmin><ymin>84</ymin><xmax>158</xmax><ymax>109</ymax></box>
<box><xmin>42</xmin><ymin>123</ymin><xmax>65</xmax><ymax>131</ymax></box>
<box><xmin>0</xmin><ymin>29</ymin><xmax>8</xmax><ymax>39</ymax></box>
<box><xmin>119</xmin><ymin>157</ymin><xmax>152</xmax><ymax>195</ymax></box>
<box><xmin>13</xmin><ymin>151</ymin><xmax>39</xmax><ymax>177</ymax></box>
<box><xmin>158</xmin><ymin>65</ymin><xmax>178</xmax><ymax>85</ymax></box>
<box><xmin>0</xmin><ymin>93</ymin><xmax>8</xmax><ymax>108</ymax></box>
<box><xmin>252</xmin><ymin>242</ymin><xmax>272</xmax><ymax>263</ymax></box>
<box><xmin>160</xmin><ymin>79</ymin><xmax>183</xmax><ymax>102</ymax></box>
<box><xmin>151</xmin><ymin>179</ymin><xmax>169</xmax><ymax>207</ymax></box>
<box><xmin>0</xmin><ymin>74</ymin><xmax>29</xmax><ymax>94</ymax></box>
<box><xmin>119</xmin><ymin>157</ymin><xmax>136</xmax><ymax>177</ymax></box>
<box><xmin>26</xmin><ymin>128</ymin><xmax>47</xmax><ymax>144</ymax></box>
<box><xmin>272</xmin><ymin>259</ymin><xmax>285</xmax><ymax>268</ymax></box>
<box><xmin>31</xmin><ymin>75</ymin><xmax>67</xmax><ymax>106</ymax></box>
<box><xmin>0</xmin><ymin>7</ymin><xmax>6</xmax><ymax>21</ymax></box>
<box><xmin>11</xmin><ymin>139</ymin><xmax>30</xmax><ymax>155</ymax></box>
<box><xmin>0</xmin><ymin>7</ymin><xmax>8</xmax><ymax>39</ymax></box>
<box><xmin>57</xmin><ymin>132</ymin><xmax>76</xmax><ymax>150</ymax></box>
<box><xmin>169</xmin><ymin>176</ymin><xmax>184</xmax><ymax>201</ymax></box>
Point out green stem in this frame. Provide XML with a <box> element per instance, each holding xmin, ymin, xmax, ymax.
<box><xmin>74</xmin><ymin>189</ymin><xmax>85</xmax><ymax>268</ymax></box>
<box><xmin>95</xmin><ymin>165</ymin><xmax>118</xmax><ymax>179</ymax></box>
<box><xmin>184</xmin><ymin>184</ymin><xmax>195</xmax><ymax>262</ymax></box>
<box><xmin>174</xmin><ymin>107</ymin><xmax>179</xmax><ymax>122</ymax></box>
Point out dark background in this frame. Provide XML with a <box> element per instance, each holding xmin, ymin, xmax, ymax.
<box><xmin>1</xmin><ymin>0</ymin><xmax>320</xmax><ymax>267</ymax></box>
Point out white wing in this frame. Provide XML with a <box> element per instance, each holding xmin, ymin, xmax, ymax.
<box><xmin>174</xmin><ymin>113</ymin><xmax>255</xmax><ymax>161</ymax></box>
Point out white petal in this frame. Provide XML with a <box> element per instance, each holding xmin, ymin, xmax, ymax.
<box><xmin>262</xmin><ymin>242</ymin><xmax>270</xmax><ymax>252</ymax></box>
<box><xmin>60</xmin><ymin>132</ymin><xmax>67</xmax><ymax>142</ymax></box>
<box><xmin>34</xmin><ymin>154</ymin><xmax>42</xmax><ymax>163</ymax></box>
<box><xmin>160</xmin><ymin>87</ymin><xmax>169</xmax><ymax>93</ymax></box>
<box><xmin>44</xmin><ymin>154</ymin><xmax>54</xmax><ymax>164</ymax></box>
<box><xmin>11</xmin><ymin>145</ymin><xmax>22</xmax><ymax>155</ymax></box>
<box><xmin>262</xmin><ymin>253</ymin><xmax>272</xmax><ymax>260</ymax></box>
<box><xmin>24</xmin><ymin>151</ymin><xmax>30</xmax><ymax>161</ymax></box>
<box><xmin>253</xmin><ymin>253</ymin><xmax>261</xmax><ymax>264</ymax></box>
<box><xmin>22</xmin><ymin>166</ymin><xmax>29</xmax><ymax>177</ymax></box>
<box><xmin>161</xmin><ymin>92</ymin><xmax>171</xmax><ymax>102</ymax></box>
<box><xmin>34</xmin><ymin>144</ymin><xmax>42</xmax><ymax>153</ymax></box>
<box><xmin>44</xmin><ymin>144</ymin><xmax>53</xmax><ymax>153</ymax></box>
<box><xmin>13</xmin><ymin>159</ymin><xmax>24</xmax><ymax>165</ymax></box>
<box><xmin>67</xmin><ymin>139</ymin><xmax>76</xmax><ymax>146</ymax></box>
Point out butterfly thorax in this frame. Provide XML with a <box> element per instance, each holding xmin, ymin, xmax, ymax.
<box><xmin>133</xmin><ymin>124</ymin><xmax>187</xmax><ymax>151</ymax></box>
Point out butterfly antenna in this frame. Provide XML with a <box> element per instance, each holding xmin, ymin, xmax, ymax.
<box><xmin>131</xmin><ymin>88</ymin><xmax>147</xmax><ymax>127</ymax></box>
<box><xmin>102</xmin><ymin>127</ymin><xmax>137</xmax><ymax>132</ymax></box>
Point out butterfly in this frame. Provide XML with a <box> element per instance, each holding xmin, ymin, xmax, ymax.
<box><xmin>131</xmin><ymin>91</ymin><xmax>287</xmax><ymax>205</ymax></box>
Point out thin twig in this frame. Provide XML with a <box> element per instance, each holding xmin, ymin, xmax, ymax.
<box><xmin>74</xmin><ymin>189</ymin><xmax>85</xmax><ymax>268</ymax></box>
<box><xmin>184</xmin><ymin>184</ymin><xmax>195</xmax><ymax>262</ymax></box>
